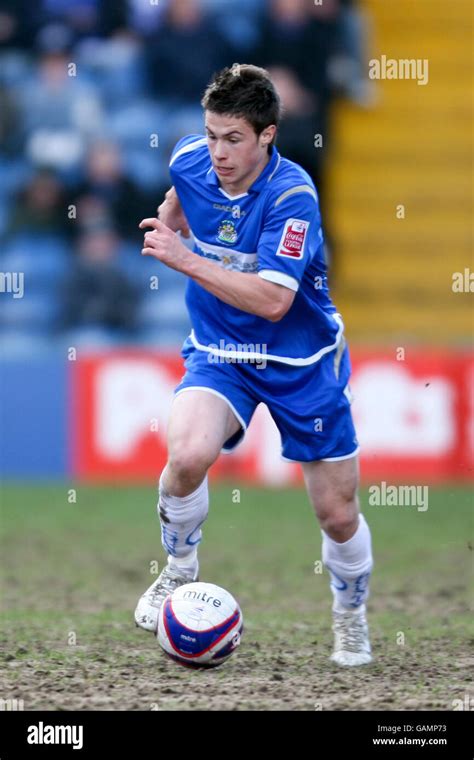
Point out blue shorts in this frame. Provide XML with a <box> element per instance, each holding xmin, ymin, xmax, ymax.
<box><xmin>174</xmin><ymin>338</ymin><xmax>359</xmax><ymax>463</ymax></box>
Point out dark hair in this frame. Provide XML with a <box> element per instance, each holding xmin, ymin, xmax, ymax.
<box><xmin>201</xmin><ymin>63</ymin><xmax>281</xmax><ymax>148</ymax></box>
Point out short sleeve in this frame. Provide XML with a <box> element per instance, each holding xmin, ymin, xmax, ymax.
<box><xmin>257</xmin><ymin>188</ymin><xmax>321</xmax><ymax>292</ymax></box>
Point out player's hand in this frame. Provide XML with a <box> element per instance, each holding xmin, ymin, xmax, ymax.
<box><xmin>157</xmin><ymin>187</ymin><xmax>191</xmax><ymax>239</ymax></box>
<box><xmin>139</xmin><ymin>218</ymin><xmax>192</xmax><ymax>271</ymax></box>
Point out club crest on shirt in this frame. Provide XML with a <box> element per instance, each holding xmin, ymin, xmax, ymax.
<box><xmin>217</xmin><ymin>219</ymin><xmax>238</xmax><ymax>245</ymax></box>
<box><xmin>277</xmin><ymin>218</ymin><xmax>309</xmax><ymax>259</ymax></box>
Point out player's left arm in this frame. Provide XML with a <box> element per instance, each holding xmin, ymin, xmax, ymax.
<box><xmin>255</xmin><ymin>187</ymin><xmax>320</xmax><ymax>295</ymax></box>
<box><xmin>139</xmin><ymin>218</ymin><xmax>295</xmax><ymax>322</ymax></box>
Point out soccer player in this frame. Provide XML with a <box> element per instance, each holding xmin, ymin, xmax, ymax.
<box><xmin>135</xmin><ymin>64</ymin><xmax>373</xmax><ymax>666</ymax></box>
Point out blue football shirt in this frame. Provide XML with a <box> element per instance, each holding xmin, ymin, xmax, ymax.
<box><xmin>169</xmin><ymin>134</ymin><xmax>344</xmax><ymax>366</ymax></box>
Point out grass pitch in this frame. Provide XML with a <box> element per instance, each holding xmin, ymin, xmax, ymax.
<box><xmin>0</xmin><ymin>483</ymin><xmax>472</xmax><ymax>710</ymax></box>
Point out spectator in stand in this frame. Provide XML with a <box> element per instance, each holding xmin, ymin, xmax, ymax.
<box><xmin>0</xmin><ymin>0</ymin><xmax>43</xmax><ymax>48</ymax></box>
<box><xmin>5</xmin><ymin>168</ymin><xmax>70</xmax><ymax>239</ymax></box>
<box><xmin>0</xmin><ymin>0</ymin><xmax>130</xmax><ymax>48</ymax></box>
<box><xmin>0</xmin><ymin>83</ymin><xmax>21</xmax><ymax>155</ymax></box>
<box><xmin>145</xmin><ymin>0</ymin><xmax>233</xmax><ymax>104</ymax></box>
<box><xmin>16</xmin><ymin>28</ymin><xmax>104</xmax><ymax>173</ymax></box>
<box><xmin>144</xmin><ymin>0</ymin><xmax>239</xmax><ymax>161</ymax></box>
<box><xmin>252</xmin><ymin>0</ymin><xmax>340</xmax><ymax>198</ymax></box>
<box><xmin>252</xmin><ymin>0</ymin><xmax>368</xmax><ymax>274</ymax></box>
<box><xmin>71</xmin><ymin>140</ymin><xmax>157</xmax><ymax>243</ymax></box>
<box><xmin>125</xmin><ymin>0</ymin><xmax>168</xmax><ymax>38</ymax></box>
<box><xmin>59</xmin><ymin>225</ymin><xmax>139</xmax><ymax>334</ymax></box>
<box><xmin>319</xmin><ymin>0</ymin><xmax>374</xmax><ymax>107</ymax></box>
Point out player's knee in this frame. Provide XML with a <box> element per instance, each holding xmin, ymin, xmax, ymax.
<box><xmin>319</xmin><ymin>500</ymin><xmax>359</xmax><ymax>542</ymax></box>
<box><xmin>167</xmin><ymin>446</ymin><xmax>214</xmax><ymax>488</ymax></box>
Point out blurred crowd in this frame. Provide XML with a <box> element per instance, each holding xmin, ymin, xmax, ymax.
<box><xmin>0</xmin><ymin>0</ymin><xmax>370</xmax><ymax>352</ymax></box>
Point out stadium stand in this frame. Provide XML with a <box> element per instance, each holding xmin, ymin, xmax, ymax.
<box><xmin>327</xmin><ymin>0</ymin><xmax>473</xmax><ymax>343</ymax></box>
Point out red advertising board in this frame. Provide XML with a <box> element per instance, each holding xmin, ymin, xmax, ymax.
<box><xmin>72</xmin><ymin>350</ymin><xmax>474</xmax><ymax>484</ymax></box>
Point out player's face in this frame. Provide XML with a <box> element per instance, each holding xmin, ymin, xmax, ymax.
<box><xmin>205</xmin><ymin>112</ymin><xmax>276</xmax><ymax>196</ymax></box>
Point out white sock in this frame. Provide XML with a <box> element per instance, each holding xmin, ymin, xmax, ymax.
<box><xmin>157</xmin><ymin>473</ymin><xmax>208</xmax><ymax>578</ymax></box>
<box><xmin>322</xmin><ymin>513</ymin><xmax>373</xmax><ymax>611</ymax></box>
<box><xmin>168</xmin><ymin>547</ymin><xmax>199</xmax><ymax>578</ymax></box>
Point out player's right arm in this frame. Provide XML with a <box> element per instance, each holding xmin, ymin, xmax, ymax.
<box><xmin>157</xmin><ymin>186</ymin><xmax>190</xmax><ymax>239</ymax></box>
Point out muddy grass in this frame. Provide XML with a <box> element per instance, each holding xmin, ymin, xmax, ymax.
<box><xmin>1</xmin><ymin>484</ymin><xmax>472</xmax><ymax>711</ymax></box>
<box><xmin>1</xmin><ymin>615</ymin><xmax>472</xmax><ymax>711</ymax></box>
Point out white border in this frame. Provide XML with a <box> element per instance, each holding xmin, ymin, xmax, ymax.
<box><xmin>281</xmin><ymin>446</ymin><xmax>360</xmax><ymax>464</ymax></box>
<box><xmin>174</xmin><ymin>386</ymin><xmax>247</xmax><ymax>452</ymax></box>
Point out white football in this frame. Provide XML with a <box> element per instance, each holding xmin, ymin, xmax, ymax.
<box><xmin>156</xmin><ymin>582</ymin><xmax>243</xmax><ymax>668</ymax></box>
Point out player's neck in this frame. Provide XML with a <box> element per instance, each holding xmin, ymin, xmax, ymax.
<box><xmin>219</xmin><ymin>152</ymin><xmax>271</xmax><ymax>197</ymax></box>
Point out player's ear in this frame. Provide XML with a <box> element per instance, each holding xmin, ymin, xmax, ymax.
<box><xmin>260</xmin><ymin>125</ymin><xmax>276</xmax><ymax>147</ymax></box>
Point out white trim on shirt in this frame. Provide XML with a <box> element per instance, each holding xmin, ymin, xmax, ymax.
<box><xmin>188</xmin><ymin>313</ymin><xmax>345</xmax><ymax>367</ymax></box>
<box><xmin>274</xmin><ymin>185</ymin><xmax>318</xmax><ymax>207</ymax></box>
<box><xmin>258</xmin><ymin>269</ymin><xmax>299</xmax><ymax>292</ymax></box>
<box><xmin>218</xmin><ymin>187</ymin><xmax>249</xmax><ymax>201</ymax></box>
<box><xmin>193</xmin><ymin>235</ymin><xmax>258</xmax><ymax>272</ymax></box>
<box><xmin>169</xmin><ymin>138</ymin><xmax>207</xmax><ymax>167</ymax></box>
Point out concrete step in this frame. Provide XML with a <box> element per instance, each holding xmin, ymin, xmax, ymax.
<box><xmin>338</xmin><ymin>256</ymin><xmax>472</xmax><ymax>291</ymax></box>
<box><xmin>370</xmin><ymin>81</ymin><xmax>473</xmax><ymax>107</ymax></box>
<box><xmin>331</xmin><ymin>106</ymin><xmax>473</xmax><ymax>145</ymax></box>
<box><xmin>328</xmin><ymin>194</ymin><xmax>472</xmax><ymax>217</ymax></box>
<box><xmin>322</xmin><ymin>0</ymin><xmax>473</xmax><ymax>343</ymax></box>
<box><xmin>334</xmin><ymin>214</ymin><xmax>472</xmax><ymax>245</ymax></box>
<box><xmin>332</xmin><ymin>141</ymin><xmax>472</xmax><ymax>166</ymax></box>
<box><xmin>329</xmin><ymin>165</ymin><xmax>472</xmax><ymax>197</ymax></box>
<box><xmin>331</xmin><ymin>146</ymin><xmax>471</xmax><ymax>169</ymax></box>
<box><xmin>334</xmin><ymin>297</ymin><xmax>473</xmax><ymax>343</ymax></box>
<box><xmin>372</xmin><ymin>24</ymin><xmax>473</xmax><ymax>44</ymax></box>
<box><xmin>364</xmin><ymin>0</ymin><xmax>472</xmax><ymax>23</ymax></box>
